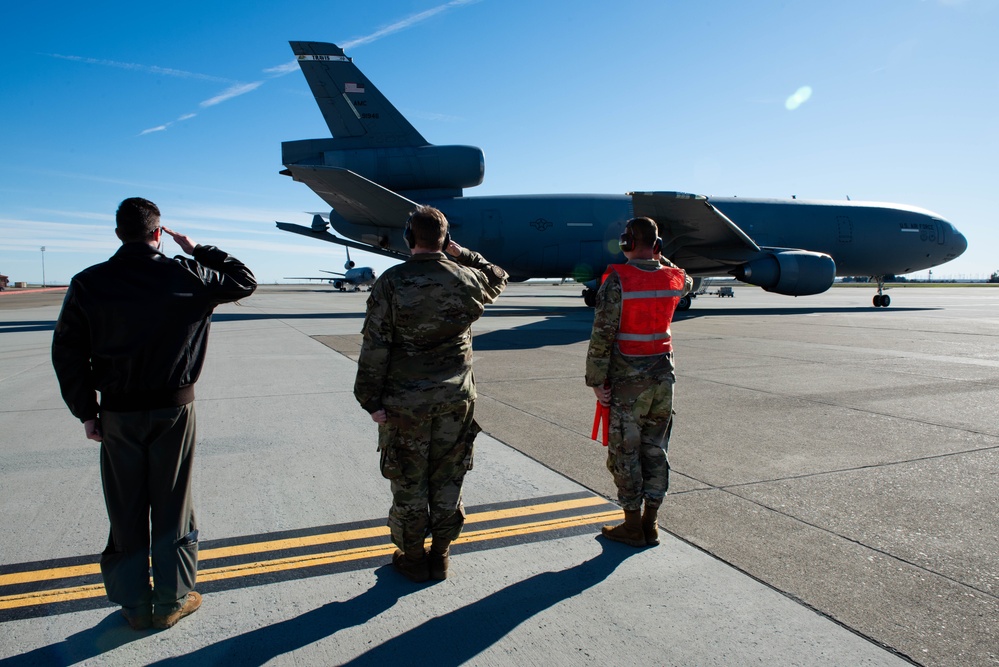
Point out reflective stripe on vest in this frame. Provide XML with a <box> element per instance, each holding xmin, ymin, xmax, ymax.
<box><xmin>603</xmin><ymin>263</ymin><xmax>686</xmax><ymax>356</ymax></box>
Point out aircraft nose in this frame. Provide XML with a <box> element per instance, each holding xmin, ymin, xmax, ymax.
<box><xmin>951</xmin><ymin>225</ymin><xmax>968</xmax><ymax>257</ymax></box>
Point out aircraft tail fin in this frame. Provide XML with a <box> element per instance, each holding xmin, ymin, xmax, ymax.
<box><xmin>290</xmin><ymin>41</ymin><xmax>427</xmax><ymax>147</ymax></box>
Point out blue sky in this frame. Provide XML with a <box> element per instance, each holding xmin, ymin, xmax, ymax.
<box><xmin>2</xmin><ymin>0</ymin><xmax>996</xmax><ymax>285</ymax></box>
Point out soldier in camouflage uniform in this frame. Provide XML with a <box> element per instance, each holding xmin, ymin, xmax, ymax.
<box><xmin>586</xmin><ymin>217</ymin><xmax>692</xmax><ymax>547</ymax></box>
<box><xmin>354</xmin><ymin>205</ymin><xmax>508</xmax><ymax>582</ymax></box>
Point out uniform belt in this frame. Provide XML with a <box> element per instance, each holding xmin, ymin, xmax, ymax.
<box><xmin>100</xmin><ymin>385</ymin><xmax>195</xmax><ymax>412</ymax></box>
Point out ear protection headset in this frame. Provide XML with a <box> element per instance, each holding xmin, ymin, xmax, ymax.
<box><xmin>404</xmin><ymin>219</ymin><xmax>451</xmax><ymax>250</ymax></box>
<box><xmin>619</xmin><ymin>222</ymin><xmax>663</xmax><ymax>254</ymax></box>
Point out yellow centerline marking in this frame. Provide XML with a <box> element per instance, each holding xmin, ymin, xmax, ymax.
<box><xmin>0</xmin><ymin>502</ymin><xmax>617</xmax><ymax>611</ymax></box>
<box><xmin>0</xmin><ymin>496</ymin><xmax>608</xmax><ymax>587</ymax></box>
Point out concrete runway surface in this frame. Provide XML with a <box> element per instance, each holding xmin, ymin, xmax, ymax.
<box><xmin>1</xmin><ymin>282</ymin><xmax>995</xmax><ymax>666</ymax></box>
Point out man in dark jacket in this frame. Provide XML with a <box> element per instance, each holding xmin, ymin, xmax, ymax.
<box><xmin>52</xmin><ymin>197</ymin><xmax>256</xmax><ymax>630</ymax></box>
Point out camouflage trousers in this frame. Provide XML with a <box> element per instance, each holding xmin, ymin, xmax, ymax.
<box><xmin>606</xmin><ymin>378</ymin><xmax>674</xmax><ymax>511</ymax></box>
<box><xmin>377</xmin><ymin>400</ymin><xmax>480</xmax><ymax>552</ymax></box>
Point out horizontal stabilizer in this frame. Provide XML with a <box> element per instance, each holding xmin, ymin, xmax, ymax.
<box><xmin>286</xmin><ymin>166</ymin><xmax>417</xmax><ymax>228</ymax></box>
<box><xmin>275</xmin><ymin>221</ymin><xmax>408</xmax><ymax>261</ymax></box>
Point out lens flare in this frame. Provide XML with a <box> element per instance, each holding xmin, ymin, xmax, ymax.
<box><xmin>785</xmin><ymin>86</ymin><xmax>813</xmax><ymax>111</ymax></box>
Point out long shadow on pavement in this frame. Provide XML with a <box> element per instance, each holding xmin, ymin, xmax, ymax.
<box><xmin>342</xmin><ymin>539</ymin><xmax>632</xmax><ymax>666</ymax></box>
<box><xmin>0</xmin><ymin>611</ymin><xmax>146</xmax><ymax>666</ymax></box>
<box><xmin>136</xmin><ymin>538</ymin><xmax>631</xmax><ymax>666</ymax></box>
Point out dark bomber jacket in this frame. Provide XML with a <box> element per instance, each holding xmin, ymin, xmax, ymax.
<box><xmin>52</xmin><ymin>242</ymin><xmax>256</xmax><ymax>421</ymax></box>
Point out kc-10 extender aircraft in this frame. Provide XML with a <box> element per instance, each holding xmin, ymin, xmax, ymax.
<box><xmin>276</xmin><ymin>41</ymin><xmax>968</xmax><ymax>309</ymax></box>
<box><xmin>285</xmin><ymin>228</ymin><xmax>377</xmax><ymax>291</ymax></box>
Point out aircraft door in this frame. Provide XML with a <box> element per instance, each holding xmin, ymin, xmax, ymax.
<box><xmin>935</xmin><ymin>220</ymin><xmax>945</xmax><ymax>245</ymax></box>
<box><xmin>836</xmin><ymin>216</ymin><xmax>852</xmax><ymax>243</ymax></box>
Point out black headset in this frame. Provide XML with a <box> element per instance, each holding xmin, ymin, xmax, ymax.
<box><xmin>619</xmin><ymin>221</ymin><xmax>663</xmax><ymax>254</ymax></box>
<box><xmin>404</xmin><ymin>219</ymin><xmax>451</xmax><ymax>250</ymax></box>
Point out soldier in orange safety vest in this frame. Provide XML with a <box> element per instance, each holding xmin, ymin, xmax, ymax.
<box><xmin>585</xmin><ymin>216</ymin><xmax>692</xmax><ymax>547</ymax></box>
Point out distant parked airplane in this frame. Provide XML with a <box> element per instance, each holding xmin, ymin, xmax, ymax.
<box><xmin>284</xmin><ymin>223</ymin><xmax>376</xmax><ymax>291</ymax></box>
<box><xmin>276</xmin><ymin>41</ymin><xmax>967</xmax><ymax>309</ymax></box>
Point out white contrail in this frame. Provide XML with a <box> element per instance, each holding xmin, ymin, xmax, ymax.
<box><xmin>200</xmin><ymin>82</ymin><xmax>264</xmax><ymax>107</ymax></box>
<box><xmin>266</xmin><ymin>0</ymin><xmax>482</xmax><ymax>77</ymax></box>
<box><xmin>72</xmin><ymin>0</ymin><xmax>483</xmax><ymax>134</ymax></box>
<box><xmin>44</xmin><ymin>53</ymin><xmax>237</xmax><ymax>83</ymax></box>
<box><xmin>342</xmin><ymin>0</ymin><xmax>480</xmax><ymax>49</ymax></box>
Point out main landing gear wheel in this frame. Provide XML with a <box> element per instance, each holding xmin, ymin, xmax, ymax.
<box><xmin>676</xmin><ymin>294</ymin><xmax>692</xmax><ymax>311</ymax></box>
<box><xmin>582</xmin><ymin>288</ymin><xmax>597</xmax><ymax>308</ymax></box>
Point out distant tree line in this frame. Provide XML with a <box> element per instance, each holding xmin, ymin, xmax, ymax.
<box><xmin>841</xmin><ymin>275</ymin><xmax>907</xmax><ymax>283</ymax></box>
<box><xmin>841</xmin><ymin>275</ymin><xmax>999</xmax><ymax>284</ymax></box>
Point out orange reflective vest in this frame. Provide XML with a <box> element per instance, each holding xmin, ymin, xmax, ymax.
<box><xmin>603</xmin><ymin>263</ymin><xmax>686</xmax><ymax>356</ymax></box>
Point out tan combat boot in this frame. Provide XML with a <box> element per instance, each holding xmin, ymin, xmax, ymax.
<box><xmin>601</xmin><ymin>509</ymin><xmax>646</xmax><ymax>547</ymax></box>
<box><xmin>642</xmin><ymin>504</ymin><xmax>660</xmax><ymax>546</ymax></box>
<box><xmin>392</xmin><ymin>548</ymin><xmax>430</xmax><ymax>583</ymax></box>
<box><xmin>429</xmin><ymin>537</ymin><xmax>451</xmax><ymax>581</ymax></box>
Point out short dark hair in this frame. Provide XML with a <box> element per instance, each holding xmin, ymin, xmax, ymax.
<box><xmin>407</xmin><ymin>205</ymin><xmax>448</xmax><ymax>249</ymax></box>
<box><xmin>115</xmin><ymin>197</ymin><xmax>160</xmax><ymax>243</ymax></box>
<box><xmin>626</xmin><ymin>217</ymin><xmax>659</xmax><ymax>250</ymax></box>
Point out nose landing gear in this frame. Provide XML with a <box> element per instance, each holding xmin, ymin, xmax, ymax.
<box><xmin>872</xmin><ymin>276</ymin><xmax>891</xmax><ymax>308</ymax></box>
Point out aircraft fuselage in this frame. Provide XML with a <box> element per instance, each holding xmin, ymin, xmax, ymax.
<box><xmin>328</xmin><ymin>194</ymin><xmax>965</xmax><ymax>282</ymax></box>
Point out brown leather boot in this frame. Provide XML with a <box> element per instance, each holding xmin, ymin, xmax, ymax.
<box><xmin>429</xmin><ymin>538</ymin><xmax>451</xmax><ymax>581</ymax></box>
<box><xmin>392</xmin><ymin>548</ymin><xmax>429</xmax><ymax>583</ymax></box>
<box><xmin>642</xmin><ymin>504</ymin><xmax>660</xmax><ymax>546</ymax></box>
<box><xmin>601</xmin><ymin>509</ymin><xmax>646</xmax><ymax>547</ymax></box>
<box><xmin>151</xmin><ymin>592</ymin><xmax>201</xmax><ymax>629</ymax></box>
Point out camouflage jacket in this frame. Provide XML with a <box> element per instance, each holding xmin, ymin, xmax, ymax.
<box><xmin>585</xmin><ymin>257</ymin><xmax>692</xmax><ymax>388</ymax></box>
<box><xmin>354</xmin><ymin>248</ymin><xmax>508</xmax><ymax>413</ymax></box>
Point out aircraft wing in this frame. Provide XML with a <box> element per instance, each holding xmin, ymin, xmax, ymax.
<box><xmin>284</xmin><ymin>166</ymin><xmax>416</xmax><ymax>228</ymax></box>
<box><xmin>629</xmin><ymin>191</ymin><xmax>763</xmax><ymax>273</ymax></box>
<box><xmin>275</xmin><ymin>221</ymin><xmax>408</xmax><ymax>261</ymax></box>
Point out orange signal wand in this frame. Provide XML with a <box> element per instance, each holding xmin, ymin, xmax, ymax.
<box><xmin>591</xmin><ymin>402</ymin><xmax>610</xmax><ymax>446</ymax></box>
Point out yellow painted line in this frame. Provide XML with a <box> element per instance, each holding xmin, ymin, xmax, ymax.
<box><xmin>190</xmin><ymin>510</ymin><xmax>618</xmax><ymax>583</ymax></box>
<box><xmin>0</xmin><ymin>563</ymin><xmax>100</xmax><ymax>587</ymax></box>
<box><xmin>0</xmin><ymin>583</ymin><xmax>106</xmax><ymax>609</ymax></box>
<box><xmin>0</xmin><ymin>509</ymin><xmax>617</xmax><ymax>611</ymax></box>
<box><xmin>199</xmin><ymin>495</ymin><xmax>608</xmax><ymax>561</ymax></box>
<box><xmin>457</xmin><ymin>510</ymin><xmax>619</xmax><ymax>545</ymax></box>
<box><xmin>0</xmin><ymin>496</ymin><xmax>610</xmax><ymax>587</ymax></box>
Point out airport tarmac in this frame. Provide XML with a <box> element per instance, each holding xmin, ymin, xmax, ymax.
<box><xmin>1</xmin><ymin>283</ymin><xmax>995</xmax><ymax>666</ymax></box>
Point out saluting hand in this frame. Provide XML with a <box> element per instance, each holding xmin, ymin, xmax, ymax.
<box><xmin>162</xmin><ymin>226</ymin><xmax>197</xmax><ymax>255</ymax></box>
<box><xmin>445</xmin><ymin>240</ymin><xmax>463</xmax><ymax>258</ymax></box>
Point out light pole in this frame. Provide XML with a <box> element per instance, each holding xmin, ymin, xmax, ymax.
<box><xmin>40</xmin><ymin>246</ymin><xmax>46</xmax><ymax>287</ymax></box>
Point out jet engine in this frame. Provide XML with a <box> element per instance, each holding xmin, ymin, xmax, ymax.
<box><xmin>731</xmin><ymin>250</ymin><xmax>835</xmax><ymax>296</ymax></box>
<box><xmin>284</xmin><ymin>141</ymin><xmax>484</xmax><ymax>192</ymax></box>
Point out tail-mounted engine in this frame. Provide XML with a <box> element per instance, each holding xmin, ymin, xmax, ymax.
<box><xmin>283</xmin><ymin>140</ymin><xmax>484</xmax><ymax>193</ymax></box>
